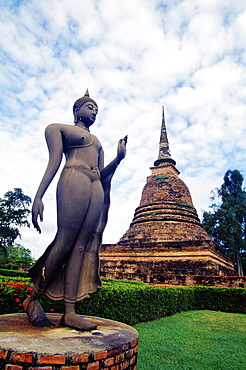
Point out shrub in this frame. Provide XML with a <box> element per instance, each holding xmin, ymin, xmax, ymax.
<box><xmin>0</xmin><ymin>276</ymin><xmax>245</xmax><ymax>325</ymax></box>
<box><xmin>0</xmin><ymin>278</ymin><xmax>33</xmax><ymax>314</ymax></box>
<box><xmin>193</xmin><ymin>286</ymin><xmax>246</xmax><ymax>314</ymax></box>
<box><xmin>0</xmin><ymin>268</ymin><xmax>27</xmax><ymax>278</ymax></box>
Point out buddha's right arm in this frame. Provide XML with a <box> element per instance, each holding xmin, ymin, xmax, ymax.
<box><xmin>32</xmin><ymin>124</ymin><xmax>63</xmax><ymax>232</ymax></box>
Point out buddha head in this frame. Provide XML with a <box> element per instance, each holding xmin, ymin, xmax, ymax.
<box><xmin>73</xmin><ymin>90</ymin><xmax>98</xmax><ymax>124</ymax></box>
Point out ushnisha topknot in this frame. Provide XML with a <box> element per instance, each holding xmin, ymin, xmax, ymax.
<box><xmin>73</xmin><ymin>89</ymin><xmax>98</xmax><ymax>113</ymax></box>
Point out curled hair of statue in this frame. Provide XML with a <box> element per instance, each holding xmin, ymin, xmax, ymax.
<box><xmin>73</xmin><ymin>90</ymin><xmax>98</xmax><ymax>114</ymax></box>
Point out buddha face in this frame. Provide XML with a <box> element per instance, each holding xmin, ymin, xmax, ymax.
<box><xmin>75</xmin><ymin>102</ymin><xmax>98</xmax><ymax>126</ymax></box>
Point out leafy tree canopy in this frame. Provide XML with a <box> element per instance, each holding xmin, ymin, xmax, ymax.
<box><xmin>6</xmin><ymin>243</ymin><xmax>33</xmax><ymax>268</ymax></box>
<box><xmin>0</xmin><ymin>188</ymin><xmax>31</xmax><ymax>267</ymax></box>
<box><xmin>202</xmin><ymin>170</ymin><xmax>246</xmax><ymax>276</ymax></box>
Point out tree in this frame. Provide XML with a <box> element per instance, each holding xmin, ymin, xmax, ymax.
<box><xmin>202</xmin><ymin>170</ymin><xmax>246</xmax><ymax>276</ymax></box>
<box><xmin>6</xmin><ymin>244</ymin><xmax>33</xmax><ymax>269</ymax></box>
<box><xmin>0</xmin><ymin>188</ymin><xmax>31</xmax><ymax>267</ymax></box>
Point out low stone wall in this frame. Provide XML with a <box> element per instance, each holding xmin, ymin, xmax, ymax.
<box><xmin>100</xmin><ymin>243</ymin><xmax>237</xmax><ymax>277</ymax></box>
<box><xmin>100</xmin><ymin>243</ymin><xmax>243</xmax><ymax>288</ymax></box>
<box><xmin>0</xmin><ymin>314</ymin><xmax>139</xmax><ymax>370</ymax></box>
<box><xmin>168</xmin><ymin>274</ymin><xmax>246</xmax><ymax>288</ymax></box>
<box><xmin>100</xmin><ymin>269</ymin><xmax>245</xmax><ymax>288</ymax></box>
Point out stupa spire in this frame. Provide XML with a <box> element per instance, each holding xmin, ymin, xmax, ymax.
<box><xmin>154</xmin><ymin>106</ymin><xmax>176</xmax><ymax>167</ymax></box>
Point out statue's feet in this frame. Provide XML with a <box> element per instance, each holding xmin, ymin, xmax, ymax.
<box><xmin>59</xmin><ymin>312</ymin><xmax>97</xmax><ymax>331</ymax></box>
<box><xmin>23</xmin><ymin>297</ymin><xmax>54</xmax><ymax>327</ymax></box>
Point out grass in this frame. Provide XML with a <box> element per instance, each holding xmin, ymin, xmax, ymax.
<box><xmin>133</xmin><ymin>310</ymin><xmax>246</xmax><ymax>370</ymax></box>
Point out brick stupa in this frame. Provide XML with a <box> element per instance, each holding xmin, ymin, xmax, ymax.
<box><xmin>100</xmin><ymin>108</ymin><xmax>237</xmax><ymax>286</ymax></box>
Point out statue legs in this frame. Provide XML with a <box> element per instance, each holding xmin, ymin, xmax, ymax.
<box><xmin>61</xmin><ymin>179</ymin><xmax>104</xmax><ymax>330</ymax></box>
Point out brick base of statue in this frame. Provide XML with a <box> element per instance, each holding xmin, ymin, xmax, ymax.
<box><xmin>0</xmin><ymin>313</ymin><xmax>138</xmax><ymax>370</ymax></box>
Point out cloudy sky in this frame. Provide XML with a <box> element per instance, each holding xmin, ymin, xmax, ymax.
<box><xmin>1</xmin><ymin>0</ymin><xmax>246</xmax><ymax>259</ymax></box>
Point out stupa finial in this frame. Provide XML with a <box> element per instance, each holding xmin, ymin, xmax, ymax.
<box><xmin>154</xmin><ymin>106</ymin><xmax>176</xmax><ymax>167</ymax></box>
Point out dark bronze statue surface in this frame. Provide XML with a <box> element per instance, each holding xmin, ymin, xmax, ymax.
<box><xmin>23</xmin><ymin>91</ymin><xmax>127</xmax><ymax>330</ymax></box>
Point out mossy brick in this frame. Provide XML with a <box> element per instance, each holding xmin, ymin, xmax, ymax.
<box><xmin>120</xmin><ymin>360</ymin><xmax>130</xmax><ymax>369</ymax></box>
<box><xmin>125</xmin><ymin>349</ymin><xmax>133</xmax><ymax>359</ymax></box>
<box><xmin>5</xmin><ymin>365</ymin><xmax>23</xmax><ymax>370</ymax></box>
<box><xmin>107</xmin><ymin>347</ymin><xmax>121</xmax><ymax>357</ymax></box>
<box><xmin>105</xmin><ymin>357</ymin><xmax>115</xmax><ymax>367</ymax></box>
<box><xmin>121</xmin><ymin>344</ymin><xmax>129</xmax><ymax>351</ymax></box>
<box><xmin>130</xmin><ymin>356</ymin><xmax>137</xmax><ymax>365</ymax></box>
<box><xmin>131</xmin><ymin>339</ymin><xmax>138</xmax><ymax>348</ymax></box>
<box><xmin>12</xmin><ymin>353</ymin><xmax>33</xmax><ymax>363</ymax></box>
<box><xmin>0</xmin><ymin>350</ymin><xmax>8</xmax><ymax>359</ymax></box>
<box><xmin>93</xmin><ymin>351</ymin><xmax>107</xmax><ymax>360</ymax></box>
<box><xmin>71</xmin><ymin>354</ymin><xmax>89</xmax><ymax>363</ymax></box>
<box><xmin>115</xmin><ymin>353</ymin><xmax>125</xmax><ymax>364</ymax></box>
<box><xmin>39</xmin><ymin>355</ymin><xmax>66</xmax><ymax>365</ymax></box>
<box><xmin>87</xmin><ymin>362</ymin><xmax>99</xmax><ymax>370</ymax></box>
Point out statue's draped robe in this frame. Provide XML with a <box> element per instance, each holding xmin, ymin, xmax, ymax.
<box><xmin>28</xmin><ymin>231</ymin><xmax>102</xmax><ymax>301</ymax></box>
<box><xmin>28</xmin><ymin>173</ymin><xmax>112</xmax><ymax>302</ymax></box>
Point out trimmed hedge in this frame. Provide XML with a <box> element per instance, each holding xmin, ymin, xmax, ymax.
<box><xmin>0</xmin><ymin>276</ymin><xmax>245</xmax><ymax>325</ymax></box>
<box><xmin>0</xmin><ymin>269</ymin><xmax>27</xmax><ymax>278</ymax></box>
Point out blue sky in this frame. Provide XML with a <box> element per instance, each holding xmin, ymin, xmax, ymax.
<box><xmin>1</xmin><ymin>0</ymin><xmax>246</xmax><ymax>258</ymax></box>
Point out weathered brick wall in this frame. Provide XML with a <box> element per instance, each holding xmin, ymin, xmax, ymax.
<box><xmin>140</xmin><ymin>174</ymin><xmax>194</xmax><ymax>206</ymax></box>
<box><xmin>100</xmin><ymin>242</ymin><xmax>236</xmax><ymax>278</ymax></box>
<box><xmin>100</xmin><ymin>266</ymin><xmax>246</xmax><ymax>288</ymax></box>
<box><xmin>118</xmin><ymin>173</ymin><xmax>215</xmax><ymax>247</ymax></box>
<box><xmin>119</xmin><ymin>221</ymin><xmax>218</xmax><ymax>245</ymax></box>
<box><xmin>100</xmin><ymin>242</ymin><xmax>240</xmax><ymax>287</ymax></box>
<box><xmin>0</xmin><ymin>336</ymin><xmax>138</xmax><ymax>370</ymax></box>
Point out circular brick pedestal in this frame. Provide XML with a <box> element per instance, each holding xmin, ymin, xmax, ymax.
<box><xmin>0</xmin><ymin>313</ymin><xmax>138</xmax><ymax>370</ymax></box>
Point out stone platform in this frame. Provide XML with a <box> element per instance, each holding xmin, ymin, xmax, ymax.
<box><xmin>0</xmin><ymin>313</ymin><xmax>138</xmax><ymax>370</ymax></box>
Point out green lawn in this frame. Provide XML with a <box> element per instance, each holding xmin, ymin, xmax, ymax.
<box><xmin>134</xmin><ymin>310</ymin><xmax>246</xmax><ymax>370</ymax></box>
